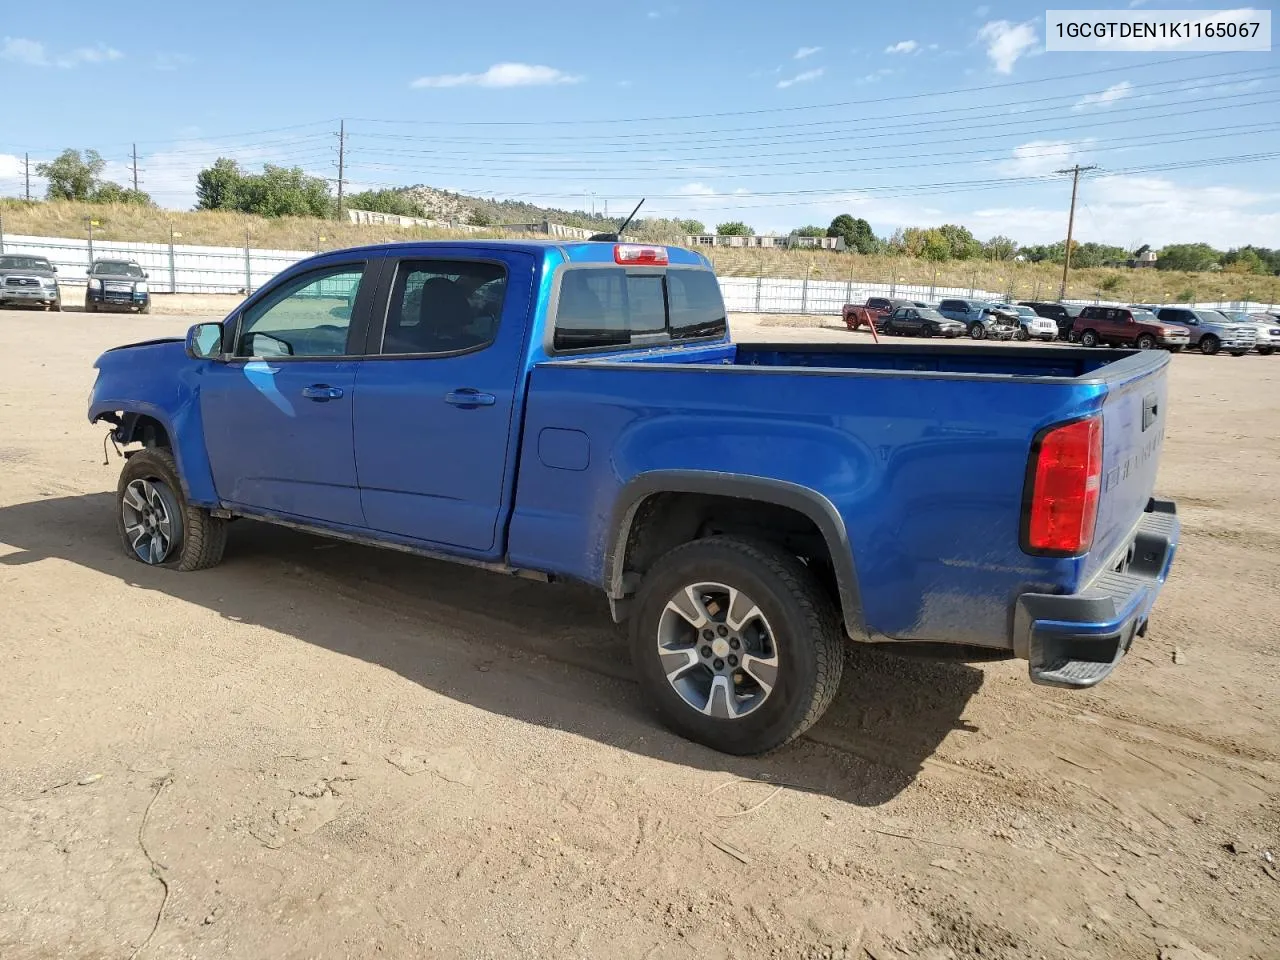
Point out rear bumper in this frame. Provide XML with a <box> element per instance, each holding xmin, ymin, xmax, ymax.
<box><xmin>1014</xmin><ymin>499</ymin><xmax>1179</xmax><ymax>689</ymax></box>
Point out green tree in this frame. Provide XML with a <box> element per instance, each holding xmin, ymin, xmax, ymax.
<box><xmin>716</xmin><ymin>221</ymin><xmax>754</xmax><ymax>236</ymax></box>
<box><xmin>344</xmin><ymin>189</ymin><xmax>424</xmax><ymax>218</ymax></box>
<box><xmin>936</xmin><ymin>223</ymin><xmax>981</xmax><ymax>260</ymax></box>
<box><xmin>1221</xmin><ymin>248</ymin><xmax>1266</xmax><ymax>275</ymax></box>
<box><xmin>196</xmin><ymin>158</ymin><xmax>244</xmax><ymax>211</ymax></box>
<box><xmin>1072</xmin><ymin>242</ymin><xmax>1129</xmax><ymax>268</ymax></box>
<box><xmin>983</xmin><ymin>235</ymin><xmax>1018</xmax><ymax>261</ymax></box>
<box><xmin>90</xmin><ymin>182</ymin><xmax>154</xmax><ymax>206</ymax></box>
<box><xmin>791</xmin><ymin>225</ymin><xmax>827</xmax><ymax>238</ymax></box>
<box><xmin>676</xmin><ymin>219</ymin><xmax>706</xmax><ymax>235</ymax></box>
<box><xmin>1156</xmin><ymin>243</ymin><xmax>1221</xmax><ymax>272</ymax></box>
<box><xmin>827</xmin><ymin>214</ymin><xmax>878</xmax><ymax>254</ymax></box>
<box><xmin>1098</xmin><ymin>274</ymin><xmax>1125</xmax><ymax>293</ymax></box>
<box><xmin>35</xmin><ymin>148</ymin><xmax>106</xmax><ymax>201</ymax></box>
<box><xmin>921</xmin><ymin>230</ymin><xmax>951</xmax><ymax>262</ymax></box>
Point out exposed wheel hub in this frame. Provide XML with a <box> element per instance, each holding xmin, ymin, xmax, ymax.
<box><xmin>656</xmin><ymin>582</ymin><xmax>779</xmax><ymax>720</ymax></box>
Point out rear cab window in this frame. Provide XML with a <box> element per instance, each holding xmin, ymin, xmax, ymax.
<box><xmin>552</xmin><ymin>266</ymin><xmax>726</xmax><ymax>352</ymax></box>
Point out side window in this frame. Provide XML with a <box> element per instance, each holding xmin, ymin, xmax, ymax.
<box><xmin>237</xmin><ymin>264</ymin><xmax>364</xmax><ymax>358</ymax></box>
<box><xmin>868</xmin><ymin>298</ymin><xmax>889</xmax><ymax>311</ymax></box>
<box><xmin>381</xmin><ymin>259</ymin><xmax>507</xmax><ymax>356</ymax></box>
<box><xmin>940</xmin><ymin>300</ymin><xmax>960</xmax><ymax>312</ymax></box>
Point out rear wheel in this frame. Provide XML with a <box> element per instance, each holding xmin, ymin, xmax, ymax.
<box><xmin>116</xmin><ymin>447</ymin><xmax>227</xmax><ymax>571</ymax></box>
<box><xmin>969</xmin><ymin>323</ymin><xmax>986</xmax><ymax>340</ymax></box>
<box><xmin>1199</xmin><ymin>335</ymin><xmax>1220</xmax><ymax>356</ymax></box>
<box><xmin>630</xmin><ymin>537</ymin><xmax>844</xmax><ymax>755</ymax></box>
<box><xmin>1136</xmin><ymin>333</ymin><xmax>1157</xmax><ymax>350</ymax></box>
<box><xmin>1080</xmin><ymin>329</ymin><xmax>1100</xmax><ymax>348</ymax></box>
<box><xmin>922</xmin><ymin>325</ymin><xmax>934</xmax><ymax>338</ymax></box>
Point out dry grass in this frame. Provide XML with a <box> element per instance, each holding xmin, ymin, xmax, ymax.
<box><xmin>703</xmin><ymin>247</ymin><xmax>1280</xmax><ymax>306</ymax></box>
<box><xmin>4</xmin><ymin>200</ymin><xmax>1276</xmax><ymax>306</ymax></box>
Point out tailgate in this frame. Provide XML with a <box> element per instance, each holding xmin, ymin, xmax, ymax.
<box><xmin>1083</xmin><ymin>354</ymin><xmax>1170</xmax><ymax>583</ymax></box>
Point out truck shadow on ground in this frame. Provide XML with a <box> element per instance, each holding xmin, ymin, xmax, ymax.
<box><xmin>0</xmin><ymin>493</ymin><xmax>985</xmax><ymax>807</ymax></box>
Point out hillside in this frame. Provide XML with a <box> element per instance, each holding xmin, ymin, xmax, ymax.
<box><xmin>2</xmin><ymin>199</ymin><xmax>1276</xmax><ymax>306</ymax></box>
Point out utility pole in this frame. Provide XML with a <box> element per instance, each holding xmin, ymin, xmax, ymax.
<box><xmin>131</xmin><ymin>144</ymin><xmax>141</xmax><ymax>192</ymax></box>
<box><xmin>335</xmin><ymin>120</ymin><xmax>346</xmax><ymax>221</ymax></box>
<box><xmin>1056</xmin><ymin>164</ymin><xmax>1097</xmax><ymax>299</ymax></box>
<box><xmin>23</xmin><ymin>152</ymin><xmax>31</xmax><ymax>200</ymax></box>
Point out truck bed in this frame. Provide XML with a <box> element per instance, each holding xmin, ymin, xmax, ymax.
<box><xmin>509</xmin><ymin>340</ymin><xmax>1169</xmax><ymax>652</ymax></box>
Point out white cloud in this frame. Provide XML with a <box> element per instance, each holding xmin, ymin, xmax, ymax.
<box><xmin>794</xmin><ymin>46</ymin><xmax>822</xmax><ymax>59</ymax></box>
<box><xmin>411</xmin><ymin>62</ymin><xmax>582</xmax><ymax>89</ymax></box>
<box><xmin>998</xmin><ymin>139</ymin><xmax>1096</xmax><ymax>178</ymax></box>
<box><xmin>977</xmin><ymin>19</ymin><xmax>1038</xmax><ymax>74</ymax></box>
<box><xmin>777</xmin><ymin>67</ymin><xmax>824</xmax><ymax>89</ymax></box>
<box><xmin>1072</xmin><ymin>80</ymin><xmax>1134</xmax><ymax>111</ymax></box>
<box><xmin>1</xmin><ymin>37</ymin><xmax>123</xmax><ymax>68</ymax></box>
<box><xmin>968</xmin><ymin>175</ymin><xmax>1280</xmax><ymax>248</ymax></box>
<box><xmin>885</xmin><ymin>40</ymin><xmax>920</xmax><ymax>54</ymax></box>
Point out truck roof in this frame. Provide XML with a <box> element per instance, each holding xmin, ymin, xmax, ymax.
<box><xmin>318</xmin><ymin>238</ymin><xmax>712</xmax><ymax>267</ymax></box>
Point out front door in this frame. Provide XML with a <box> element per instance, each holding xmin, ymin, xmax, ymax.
<box><xmin>200</xmin><ymin>260</ymin><xmax>377</xmax><ymax>527</ymax></box>
<box><xmin>352</xmin><ymin>252</ymin><xmax>535</xmax><ymax>555</ymax></box>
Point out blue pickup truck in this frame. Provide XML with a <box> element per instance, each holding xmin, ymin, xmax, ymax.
<box><xmin>88</xmin><ymin>240</ymin><xmax>1180</xmax><ymax>755</ymax></box>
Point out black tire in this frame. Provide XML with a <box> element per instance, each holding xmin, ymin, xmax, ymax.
<box><xmin>1258</xmin><ymin>347</ymin><xmax>1273</xmax><ymax>356</ymax></box>
<box><xmin>1199</xmin><ymin>335</ymin><xmax>1220</xmax><ymax>356</ymax></box>
<box><xmin>969</xmin><ymin>323</ymin><xmax>986</xmax><ymax>340</ymax></box>
<box><xmin>1015</xmin><ymin>327</ymin><xmax>1029</xmax><ymax>341</ymax></box>
<box><xmin>922</xmin><ymin>325</ymin><xmax>934</xmax><ymax>338</ymax></box>
<box><xmin>1080</xmin><ymin>329</ymin><xmax>1100</xmax><ymax>348</ymax></box>
<box><xmin>1136</xmin><ymin>334</ymin><xmax>1157</xmax><ymax>350</ymax></box>
<box><xmin>1168</xmin><ymin>345</ymin><xmax>1184</xmax><ymax>353</ymax></box>
<box><xmin>51</xmin><ymin>301</ymin><xmax>62</xmax><ymax>312</ymax></box>
<box><xmin>139</xmin><ymin>301</ymin><xmax>152</xmax><ymax>315</ymax></box>
<box><xmin>1229</xmin><ymin>351</ymin><xmax>1247</xmax><ymax>357</ymax></box>
<box><xmin>629</xmin><ymin>536</ymin><xmax>844</xmax><ymax>755</ymax></box>
<box><xmin>116</xmin><ymin>447</ymin><xmax>227</xmax><ymax>571</ymax></box>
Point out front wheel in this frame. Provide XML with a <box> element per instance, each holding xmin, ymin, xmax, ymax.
<box><xmin>139</xmin><ymin>301</ymin><xmax>152</xmax><ymax>314</ymax></box>
<box><xmin>1199</xmin><ymin>335</ymin><xmax>1221</xmax><ymax>356</ymax></box>
<box><xmin>922</xmin><ymin>325</ymin><xmax>934</xmax><ymax>338</ymax></box>
<box><xmin>84</xmin><ymin>299</ymin><xmax>97</xmax><ymax>313</ymax></box>
<box><xmin>1080</xmin><ymin>329</ymin><xmax>1100</xmax><ymax>348</ymax></box>
<box><xmin>630</xmin><ymin>537</ymin><xmax>844</xmax><ymax>755</ymax></box>
<box><xmin>1136</xmin><ymin>334</ymin><xmax>1157</xmax><ymax>350</ymax></box>
<box><xmin>1258</xmin><ymin>347</ymin><xmax>1274</xmax><ymax>356</ymax></box>
<box><xmin>116</xmin><ymin>447</ymin><xmax>227</xmax><ymax>571</ymax></box>
<box><xmin>969</xmin><ymin>323</ymin><xmax>986</xmax><ymax>340</ymax></box>
<box><xmin>1015</xmin><ymin>327</ymin><xmax>1030</xmax><ymax>342</ymax></box>
<box><xmin>1229</xmin><ymin>351</ymin><xmax>1247</xmax><ymax>357</ymax></box>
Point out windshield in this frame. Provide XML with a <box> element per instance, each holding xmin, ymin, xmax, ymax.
<box><xmin>1191</xmin><ymin>310</ymin><xmax>1227</xmax><ymax>324</ymax></box>
<box><xmin>0</xmin><ymin>256</ymin><xmax>53</xmax><ymax>271</ymax></box>
<box><xmin>1218</xmin><ymin>311</ymin><xmax>1250</xmax><ymax>323</ymax></box>
<box><xmin>1131</xmin><ymin>310</ymin><xmax>1159</xmax><ymax>323</ymax></box>
<box><xmin>94</xmin><ymin>261</ymin><xmax>144</xmax><ymax>278</ymax></box>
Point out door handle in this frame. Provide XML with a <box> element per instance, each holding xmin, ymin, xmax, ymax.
<box><xmin>444</xmin><ymin>389</ymin><xmax>496</xmax><ymax>408</ymax></box>
<box><xmin>301</xmin><ymin>384</ymin><xmax>344</xmax><ymax>401</ymax></box>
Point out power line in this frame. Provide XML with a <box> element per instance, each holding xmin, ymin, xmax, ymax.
<box><xmin>353</xmin><ymin>52</ymin><xmax>1236</xmax><ymax>127</ymax></box>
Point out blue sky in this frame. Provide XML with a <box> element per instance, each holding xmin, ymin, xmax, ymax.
<box><xmin>2</xmin><ymin>0</ymin><xmax>1277</xmax><ymax>248</ymax></box>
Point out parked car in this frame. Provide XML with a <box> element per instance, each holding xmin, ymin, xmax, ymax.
<box><xmin>881</xmin><ymin>306</ymin><xmax>966</xmax><ymax>338</ymax></box>
<box><xmin>1152</xmin><ymin>307</ymin><xmax>1256</xmax><ymax>356</ymax></box>
<box><xmin>0</xmin><ymin>254</ymin><xmax>61</xmax><ymax>311</ymax></box>
<box><xmin>1215</xmin><ymin>310</ymin><xmax>1280</xmax><ymax>356</ymax></box>
<box><xmin>1019</xmin><ymin>301</ymin><xmax>1081</xmax><ymax>341</ymax></box>
<box><xmin>88</xmin><ymin>239</ymin><xmax>1181</xmax><ymax>755</ymax></box>
<box><xmin>1071</xmin><ymin>306</ymin><xmax>1190</xmax><ymax>351</ymax></box>
<box><xmin>85</xmin><ymin>259</ymin><xmax>151</xmax><ymax>313</ymax></box>
<box><xmin>992</xmin><ymin>303</ymin><xmax>1057</xmax><ymax>342</ymax></box>
<box><xmin>936</xmin><ymin>298</ymin><xmax>1018</xmax><ymax>340</ymax></box>
<box><xmin>842</xmin><ymin>296</ymin><xmax>928</xmax><ymax>332</ymax></box>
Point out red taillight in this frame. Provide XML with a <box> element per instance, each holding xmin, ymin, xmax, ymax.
<box><xmin>1024</xmin><ymin>417</ymin><xmax>1103</xmax><ymax>555</ymax></box>
<box><xmin>614</xmin><ymin>243</ymin><xmax>668</xmax><ymax>266</ymax></box>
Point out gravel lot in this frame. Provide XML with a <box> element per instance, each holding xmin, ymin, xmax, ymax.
<box><xmin>1</xmin><ymin>304</ymin><xmax>1277</xmax><ymax>960</ymax></box>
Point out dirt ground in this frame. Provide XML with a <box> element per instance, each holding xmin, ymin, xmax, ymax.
<box><xmin>0</xmin><ymin>306</ymin><xmax>1276</xmax><ymax>960</ymax></box>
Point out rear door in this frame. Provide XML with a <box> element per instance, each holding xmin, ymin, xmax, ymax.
<box><xmin>200</xmin><ymin>259</ymin><xmax>379</xmax><ymax>527</ymax></box>
<box><xmin>352</xmin><ymin>250</ymin><xmax>537</xmax><ymax>556</ymax></box>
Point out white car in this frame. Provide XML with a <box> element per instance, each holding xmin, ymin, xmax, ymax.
<box><xmin>991</xmin><ymin>303</ymin><xmax>1057</xmax><ymax>342</ymax></box>
<box><xmin>1223</xmin><ymin>311</ymin><xmax>1280</xmax><ymax>356</ymax></box>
